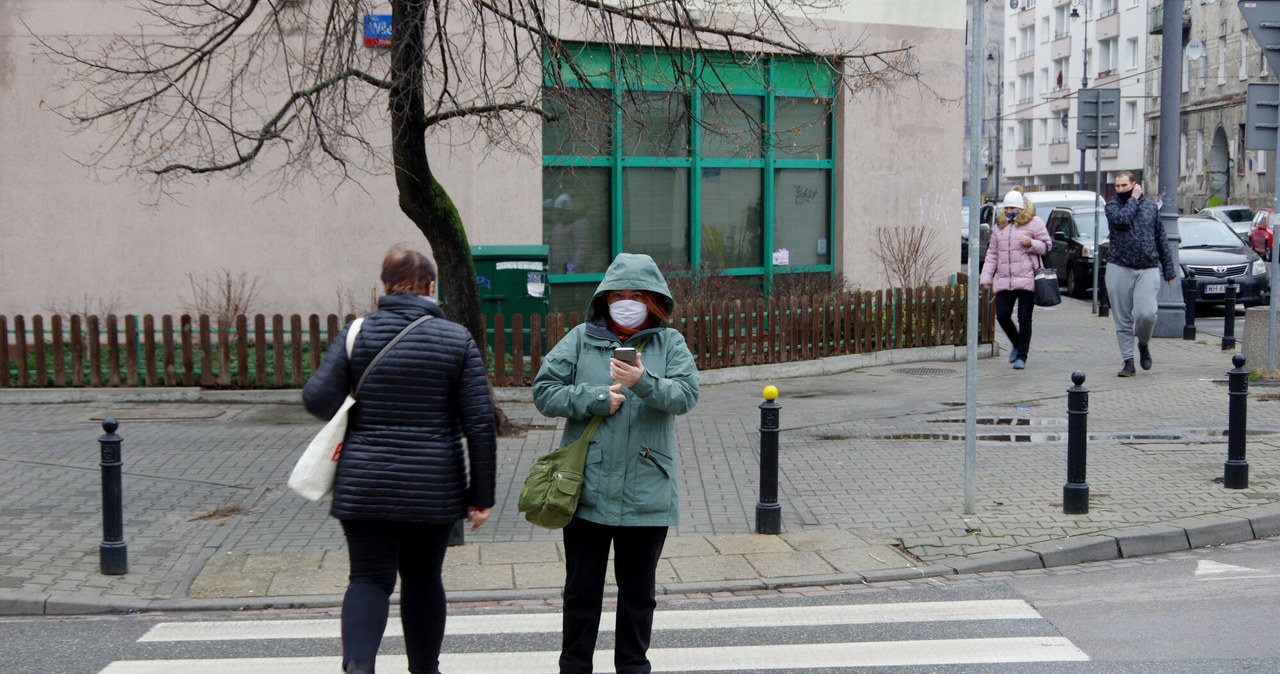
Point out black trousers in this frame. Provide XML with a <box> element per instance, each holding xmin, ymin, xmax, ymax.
<box><xmin>995</xmin><ymin>289</ymin><xmax>1035</xmax><ymax>360</ymax></box>
<box><xmin>340</xmin><ymin>519</ymin><xmax>454</xmax><ymax>674</ymax></box>
<box><xmin>560</xmin><ymin>518</ymin><xmax>669</xmax><ymax>674</ymax></box>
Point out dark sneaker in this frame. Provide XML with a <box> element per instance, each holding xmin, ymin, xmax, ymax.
<box><xmin>1117</xmin><ymin>359</ymin><xmax>1136</xmax><ymax>377</ymax></box>
<box><xmin>1138</xmin><ymin>343</ymin><xmax>1152</xmax><ymax>370</ymax></box>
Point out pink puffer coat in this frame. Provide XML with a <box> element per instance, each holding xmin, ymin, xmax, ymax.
<box><xmin>979</xmin><ymin>205</ymin><xmax>1052</xmax><ymax>293</ymax></box>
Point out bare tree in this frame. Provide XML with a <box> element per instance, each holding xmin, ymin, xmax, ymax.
<box><xmin>871</xmin><ymin>225</ymin><xmax>946</xmax><ymax>290</ymax></box>
<box><xmin>32</xmin><ymin>0</ymin><xmax>922</xmax><ymax>350</ymax></box>
<box><xmin>181</xmin><ymin>268</ymin><xmax>264</xmax><ymax>324</ymax></box>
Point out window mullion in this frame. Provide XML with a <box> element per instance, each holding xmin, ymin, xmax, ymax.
<box><xmin>690</xmin><ymin>69</ymin><xmax>702</xmax><ymax>270</ymax></box>
<box><xmin>763</xmin><ymin>58</ymin><xmax>777</xmax><ymax>296</ymax></box>
<box><xmin>611</xmin><ymin>58</ymin><xmax>624</xmax><ymax>260</ymax></box>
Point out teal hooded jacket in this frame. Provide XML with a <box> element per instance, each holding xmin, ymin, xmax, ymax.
<box><xmin>532</xmin><ymin>254</ymin><xmax>700</xmax><ymax>527</ymax></box>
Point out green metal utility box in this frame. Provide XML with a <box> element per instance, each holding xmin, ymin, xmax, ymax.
<box><xmin>470</xmin><ymin>245</ymin><xmax>550</xmax><ymax>353</ymax></box>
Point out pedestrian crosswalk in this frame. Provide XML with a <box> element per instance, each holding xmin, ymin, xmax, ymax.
<box><xmin>99</xmin><ymin>598</ymin><xmax>1089</xmax><ymax>673</ymax></box>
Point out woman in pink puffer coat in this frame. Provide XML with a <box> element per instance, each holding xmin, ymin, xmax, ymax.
<box><xmin>980</xmin><ymin>188</ymin><xmax>1052</xmax><ymax>370</ymax></box>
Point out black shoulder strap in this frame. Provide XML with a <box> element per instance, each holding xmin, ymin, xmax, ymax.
<box><xmin>354</xmin><ymin>314</ymin><xmax>434</xmax><ymax>396</ymax></box>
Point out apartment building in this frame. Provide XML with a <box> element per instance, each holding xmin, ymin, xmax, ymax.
<box><xmin>998</xmin><ymin>0</ymin><xmax>1148</xmax><ymax>196</ymax></box>
<box><xmin>1145</xmin><ymin>0</ymin><xmax>1276</xmax><ymax>213</ymax></box>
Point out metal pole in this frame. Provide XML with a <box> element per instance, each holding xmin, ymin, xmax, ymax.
<box><xmin>1225</xmin><ymin>354</ymin><xmax>1249</xmax><ymax>489</ymax></box>
<box><xmin>99</xmin><ymin>418</ymin><xmax>128</xmax><ymax>575</ymax></box>
<box><xmin>1063</xmin><ymin>372</ymin><xmax>1090</xmax><ymax>514</ymax></box>
<box><xmin>1079</xmin><ymin>2</ymin><xmax>1089</xmax><ymax>190</ymax></box>
<box><xmin>1223</xmin><ymin>280</ymin><xmax>1237</xmax><ymax>350</ymax></box>
<box><xmin>1094</xmin><ymin>115</ymin><xmax>1103</xmax><ymax>314</ymax></box>
<box><xmin>1153</xmin><ymin>0</ymin><xmax>1187</xmax><ymax>338</ymax></box>
<box><xmin>1270</xmin><ymin>144</ymin><xmax>1279</xmax><ymax>373</ymax></box>
<box><xmin>756</xmin><ymin>385</ymin><xmax>781</xmax><ymax>534</ymax></box>
<box><xmin>1182</xmin><ymin>277</ymin><xmax>1197</xmax><ymax>339</ymax></box>
<box><xmin>963</xmin><ymin>0</ymin><xmax>985</xmax><ymax>517</ymax></box>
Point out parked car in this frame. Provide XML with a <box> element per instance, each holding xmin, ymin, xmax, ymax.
<box><xmin>1101</xmin><ymin>215</ymin><xmax>1270</xmax><ymax>307</ymax></box>
<box><xmin>1199</xmin><ymin>204</ymin><xmax>1255</xmax><ymax>243</ymax></box>
<box><xmin>960</xmin><ymin>202</ymin><xmax>994</xmax><ymax>267</ymax></box>
<box><xmin>1249</xmin><ymin>208</ymin><xmax>1275</xmax><ymax>260</ymax></box>
<box><xmin>1022</xmin><ymin>190</ymin><xmax>1104</xmax><ymax>218</ymax></box>
<box><xmin>1044</xmin><ymin>206</ymin><xmax>1107</xmax><ymax>298</ymax></box>
<box><xmin>1177</xmin><ymin>215</ymin><xmax>1270</xmax><ymax>306</ymax></box>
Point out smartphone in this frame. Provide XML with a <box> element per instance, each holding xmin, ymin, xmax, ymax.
<box><xmin>613</xmin><ymin>347</ymin><xmax>638</xmax><ymax>365</ymax></box>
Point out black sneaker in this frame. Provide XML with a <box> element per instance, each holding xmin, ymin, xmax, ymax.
<box><xmin>1117</xmin><ymin>359</ymin><xmax>1136</xmax><ymax>377</ymax></box>
<box><xmin>1138</xmin><ymin>343</ymin><xmax>1152</xmax><ymax>370</ymax></box>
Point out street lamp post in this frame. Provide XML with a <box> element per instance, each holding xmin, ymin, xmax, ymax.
<box><xmin>1071</xmin><ymin>0</ymin><xmax>1090</xmax><ymax>190</ymax></box>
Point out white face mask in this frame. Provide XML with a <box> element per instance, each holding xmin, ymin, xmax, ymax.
<box><xmin>608</xmin><ymin>299</ymin><xmax>648</xmax><ymax>328</ymax></box>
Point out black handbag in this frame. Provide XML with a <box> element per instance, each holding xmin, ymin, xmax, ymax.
<box><xmin>1034</xmin><ymin>257</ymin><xmax>1062</xmax><ymax>307</ymax></box>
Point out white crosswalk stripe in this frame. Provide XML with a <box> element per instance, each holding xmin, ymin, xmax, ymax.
<box><xmin>100</xmin><ymin>598</ymin><xmax>1090</xmax><ymax>673</ymax></box>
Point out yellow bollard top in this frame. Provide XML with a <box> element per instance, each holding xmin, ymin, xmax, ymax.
<box><xmin>762</xmin><ymin>385</ymin><xmax>779</xmax><ymax>401</ymax></box>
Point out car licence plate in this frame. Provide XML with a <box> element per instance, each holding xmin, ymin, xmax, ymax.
<box><xmin>1203</xmin><ymin>284</ymin><xmax>1226</xmax><ymax>295</ymax></box>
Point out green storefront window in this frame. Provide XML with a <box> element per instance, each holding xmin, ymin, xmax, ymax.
<box><xmin>773</xmin><ymin>168</ymin><xmax>830</xmax><ymax>267</ymax></box>
<box><xmin>621</xmin><ymin>91</ymin><xmax>690</xmax><ymax>158</ymax></box>
<box><xmin>700</xmin><ymin>168</ymin><xmax>762</xmax><ymax>268</ymax></box>
<box><xmin>543</xmin><ymin>167</ymin><xmax>612</xmax><ymax>275</ymax></box>
<box><xmin>543</xmin><ymin>88</ymin><xmax>612</xmax><ymax>157</ymax></box>
<box><xmin>774</xmin><ymin>97</ymin><xmax>833</xmax><ymax>160</ymax></box>
<box><xmin>542</xmin><ymin>45</ymin><xmax>835</xmax><ymax>292</ymax></box>
<box><xmin>700</xmin><ymin>94</ymin><xmax>764</xmax><ymax>159</ymax></box>
<box><xmin>623</xmin><ymin>167</ymin><xmax>690</xmax><ymax>266</ymax></box>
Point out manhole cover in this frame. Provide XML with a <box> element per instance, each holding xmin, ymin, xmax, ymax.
<box><xmin>892</xmin><ymin>367</ymin><xmax>958</xmax><ymax>376</ymax></box>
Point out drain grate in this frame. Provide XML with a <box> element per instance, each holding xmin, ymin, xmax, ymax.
<box><xmin>892</xmin><ymin>367</ymin><xmax>958</xmax><ymax>376</ymax></box>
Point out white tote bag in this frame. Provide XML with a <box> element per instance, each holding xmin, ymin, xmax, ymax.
<box><xmin>288</xmin><ymin>317</ymin><xmax>363</xmax><ymax>501</ymax></box>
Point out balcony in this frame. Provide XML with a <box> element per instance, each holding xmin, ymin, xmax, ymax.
<box><xmin>1016</xmin><ymin>148</ymin><xmax>1033</xmax><ymax>166</ymax></box>
<box><xmin>1049</xmin><ymin>142</ymin><xmax>1071</xmax><ymax>163</ymax></box>
<box><xmin>1149</xmin><ymin>3</ymin><xmax>1191</xmax><ymax>35</ymax></box>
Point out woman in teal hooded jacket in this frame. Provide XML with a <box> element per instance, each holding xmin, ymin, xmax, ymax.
<box><xmin>533</xmin><ymin>253</ymin><xmax>699</xmax><ymax>674</ymax></box>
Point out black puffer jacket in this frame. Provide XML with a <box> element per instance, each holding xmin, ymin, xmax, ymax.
<box><xmin>302</xmin><ymin>294</ymin><xmax>496</xmax><ymax>522</ymax></box>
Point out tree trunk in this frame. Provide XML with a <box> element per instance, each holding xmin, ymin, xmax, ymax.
<box><xmin>390</xmin><ymin>0</ymin><xmax>513</xmax><ymax>435</ymax></box>
<box><xmin>389</xmin><ymin>0</ymin><xmax>483</xmax><ymax>347</ymax></box>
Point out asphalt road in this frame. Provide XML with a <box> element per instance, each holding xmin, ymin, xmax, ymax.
<box><xmin>9</xmin><ymin>539</ymin><xmax>1280</xmax><ymax>673</ymax></box>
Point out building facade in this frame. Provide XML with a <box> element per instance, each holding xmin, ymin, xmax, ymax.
<box><xmin>1</xmin><ymin>1</ymin><xmax>966</xmax><ymax>318</ymax></box>
<box><xmin>1145</xmin><ymin>0</ymin><xmax>1276</xmax><ymax>213</ymax></box>
<box><xmin>998</xmin><ymin>0</ymin><xmax>1149</xmax><ymax>196</ymax></box>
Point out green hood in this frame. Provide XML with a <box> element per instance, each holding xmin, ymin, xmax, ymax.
<box><xmin>586</xmin><ymin>253</ymin><xmax>674</xmax><ymax>320</ymax></box>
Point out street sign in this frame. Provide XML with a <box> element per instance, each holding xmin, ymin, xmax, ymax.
<box><xmin>363</xmin><ymin>14</ymin><xmax>392</xmax><ymax>47</ymax></box>
<box><xmin>1240</xmin><ymin>2</ymin><xmax>1280</xmax><ymax>76</ymax></box>
<box><xmin>1246</xmin><ymin>82</ymin><xmax>1280</xmax><ymax>151</ymax></box>
<box><xmin>1077</xmin><ymin>130</ymin><xmax>1119</xmax><ymax>149</ymax></box>
<box><xmin>1077</xmin><ymin>88</ymin><xmax>1120</xmax><ymax>132</ymax></box>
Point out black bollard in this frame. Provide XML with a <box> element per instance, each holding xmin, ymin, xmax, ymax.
<box><xmin>756</xmin><ymin>386</ymin><xmax>781</xmax><ymax>534</ymax></box>
<box><xmin>1063</xmin><ymin>372</ymin><xmax>1090</xmax><ymax>514</ymax></box>
<box><xmin>1097</xmin><ymin>267</ymin><xmax>1110</xmax><ymax>318</ymax></box>
<box><xmin>99</xmin><ymin>418</ymin><xmax>128</xmax><ymax>575</ymax></box>
<box><xmin>1225</xmin><ymin>354</ymin><xmax>1250</xmax><ymax>489</ymax></box>
<box><xmin>1222</xmin><ymin>281</ymin><xmax>1237</xmax><ymax>351</ymax></box>
<box><xmin>1182</xmin><ymin>277</ymin><xmax>1198</xmax><ymax>340</ymax></box>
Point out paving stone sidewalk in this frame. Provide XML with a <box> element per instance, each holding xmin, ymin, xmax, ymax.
<box><xmin>3</xmin><ymin>296</ymin><xmax>1280</xmax><ymax>616</ymax></box>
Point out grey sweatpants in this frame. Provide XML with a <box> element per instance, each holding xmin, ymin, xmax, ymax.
<box><xmin>1106</xmin><ymin>263</ymin><xmax>1161</xmax><ymax>361</ymax></box>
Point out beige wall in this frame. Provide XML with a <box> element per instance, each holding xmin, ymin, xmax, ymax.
<box><xmin>836</xmin><ymin>22</ymin><xmax>966</xmax><ymax>289</ymax></box>
<box><xmin>1</xmin><ymin>1</ymin><xmax>962</xmax><ymax>316</ymax></box>
<box><xmin>1</xmin><ymin>0</ymin><xmax>541</xmax><ymax>317</ymax></box>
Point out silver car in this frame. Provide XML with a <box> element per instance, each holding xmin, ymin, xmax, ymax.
<box><xmin>1198</xmin><ymin>205</ymin><xmax>1256</xmax><ymax>243</ymax></box>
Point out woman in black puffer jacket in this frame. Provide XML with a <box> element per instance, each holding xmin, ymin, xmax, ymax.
<box><xmin>303</xmin><ymin>248</ymin><xmax>496</xmax><ymax>674</ymax></box>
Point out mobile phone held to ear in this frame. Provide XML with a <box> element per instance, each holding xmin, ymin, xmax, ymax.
<box><xmin>613</xmin><ymin>347</ymin><xmax>638</xmax><ymax>365</ymax></box>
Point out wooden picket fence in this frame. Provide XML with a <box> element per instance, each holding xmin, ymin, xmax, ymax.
<box><xmin>0</xmin><ymin>285</ymin><xmax>992</xmax><ymax>389</ymax></box>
